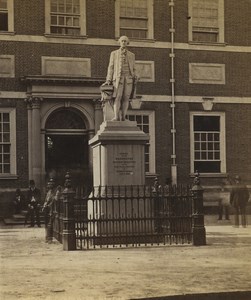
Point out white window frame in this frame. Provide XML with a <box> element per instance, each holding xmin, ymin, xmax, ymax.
<box><xmin>45</xmin><ymin>0</ymin><xmax>86</xmax><ymax>36</ymax></box>
<box><xmin>188</xmin><ymin>0</ymin><xmax>224</xmax><ymax>44</ymax></box>
<box><xmin>190</xmin><ymin>111</ymin><xmax>226</xmax><ymax>175</ymax></box>
<box><xmin>115</xmin><ymin>0</ymin><xmax>154</xmax><ymax>40</ymax></box>
<box><xmin>0</xmin><ymin>0</ymin><xmax>14</xmax><ymax>33</ymax></box>
<box><xmin>127</xmin><ymin>110</ymin><xmax>155</xmax><ymax>174</ymax></box>
<box><xmin>0</xmin><ymin>107</ymin><xmax>16</xmax><ymax>177</ymax></box>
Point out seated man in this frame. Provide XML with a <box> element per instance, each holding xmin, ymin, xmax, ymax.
<box><xmin>13</xmin><ymin>189</ymin><xmax>25</xmax><ymax>214</ymax></box>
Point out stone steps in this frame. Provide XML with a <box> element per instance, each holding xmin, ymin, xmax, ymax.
<box><xmin>3</xmin><ymin>211</ymin><xmax>44</xmax><ymax>226</ymax></box>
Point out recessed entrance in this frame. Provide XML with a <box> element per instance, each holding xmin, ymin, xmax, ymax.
<box><xmin>45</xmin><ymin>108</ymin><xmax>90</xmax><ymax>191</ymax></box>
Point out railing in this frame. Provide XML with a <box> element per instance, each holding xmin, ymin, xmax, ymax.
<box><xmin>51</xmin><ymin>172</ymin><xmax>206</xmax><ymax>250</ymax></box>
<box><xmin>74</xmin><ymin>185</ymin><xmax>193</xmax><ymax>250</ymax></box>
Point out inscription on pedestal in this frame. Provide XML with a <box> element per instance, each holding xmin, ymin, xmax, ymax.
<box><xmin>113</xmin><ymin>152</ymin><xmax>136</xmax><ymax>176</ymax></box>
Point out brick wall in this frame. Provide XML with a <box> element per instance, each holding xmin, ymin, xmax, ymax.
<box><xmin>153</xmin><ymin>0</ymin><xmax>170</xmax><ymax>42</ymax></box>
<box><xmin>225</xmin><ymin>0</ymin><xmax>251</xmax><ymax>46</ymax></box>
<box><xmin>224</xmin><ymin>104</ymin><xmax>251</xmax><ymax>181</ymax></box>
<box><xmin>0</xmin><ymin>41</ymin><xmax>171</xmax><ymax>95</ymax></box>
<box><xmin>175</xmin><ymin>50</ymin><xmax>251</xmax><ymax>97</ymax></box>
<box><xmin>175</xmin><ymin>102</ymin><xmax>192</xmax><ymax>184</ymax></box>
<box><xmin>86</xmin><ymin>0</ymin><xmax>115</xmax><ymax>38</ymax></box>
<box><xmin>174</xmin><ymin>0</ymin><xmax>189</xmax><ymax>43</ymax></box>
<box><xmin>14</xmin><ymin>0</ymin><xmax>45</xmax><ymax>35</ymax></box>
<box><xmin>1</xmin><ymin>41</ymin><xmax>251</xmax><ymax>97</ymax></box>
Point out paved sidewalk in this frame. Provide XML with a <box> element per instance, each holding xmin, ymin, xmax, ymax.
<box><xmin>1</xmin><ymin>222</ymin><xmax>251</xmax><ymax>300</ymax></box>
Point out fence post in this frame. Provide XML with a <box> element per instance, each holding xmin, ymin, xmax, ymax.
<box><xmin>191</xmin><ymin>172</ymin><xmax>206</xmax><ymax>246</ymax></box>
<box><xmin>62</xmin><ymin>172</ymin><xmax>76</xmax><ymax>251</ymax></box>
<box><xmin>153</xmin><ymin>177</ymin><xmax>162</xmax><ymax>233</ymax></box>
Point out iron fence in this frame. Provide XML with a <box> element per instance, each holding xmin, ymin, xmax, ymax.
<box><xmin>52</xmin><ymin>184</ymin><xmax>196</xmax><ymax>249</ymax></box>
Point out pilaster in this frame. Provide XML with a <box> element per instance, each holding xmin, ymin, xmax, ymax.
<box><xmin>25</xmin><ymin>96</ymin><xmax>43</xmax><ymax>188</ymax></box>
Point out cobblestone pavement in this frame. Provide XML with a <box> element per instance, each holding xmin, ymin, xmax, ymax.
<box><xmin>1</xmin><ymin>220</ymin><xmax>251</xmax><ymax>300</ymax></box>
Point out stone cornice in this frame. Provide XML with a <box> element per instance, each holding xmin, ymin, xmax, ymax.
<box><xmin>21</xmin><ymin>75</ymin><xmax>105</xmax><ymax>86</ymax></box>
<box><xmin>1</xmin><ymin>34</ymin><xmax>251</xmax><ymax>53</ymax></box>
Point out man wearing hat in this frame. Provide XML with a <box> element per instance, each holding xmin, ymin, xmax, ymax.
<box><xmin>25</xmin><ymin>180</ymin><xmax>41</xmax><ymax>227</ymax></box>
<box><xmin>230</xmin><ymin>175</ymin><xmax>250</xmax><ymax>227</ymax></box>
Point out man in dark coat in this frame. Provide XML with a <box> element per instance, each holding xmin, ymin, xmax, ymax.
<box><xmin>13</xmin><ymin>188</ymin><xmax>25</xmax><ymax>214</ymax></box>
<box><xmin>230</xmin><ymin>175</ymin><xmax>250</xmax><ymax>227</ymax></box>
<box><xmin>25</xmin><ymin>180</ymin><xmax>41</xmax><ymax>227</ymax></box>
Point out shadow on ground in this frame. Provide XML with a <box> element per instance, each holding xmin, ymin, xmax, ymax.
<box><xmin>134</xmin><ymin>290</ymin><xmax>251</xmax><ymax>300</ymax></box>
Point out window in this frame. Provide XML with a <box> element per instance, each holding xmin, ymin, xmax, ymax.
<box><xmin>0</xmin><ymin>0</ymin><xmax>14</xmax><ymax>32</ymax></box>
<box><xmin>115</xmin><ymin>0</ymin><xmax>154</xmax><ymax>40</ymax></box>
<box><xmin>190</xmin><ymin>112</ymin><xmax>226</xmax><ymax>174</ymax></box>
<box><xmin>0</xmin><ymin>108</ymin><xmax>16</xmax><ymax>176</ymax></box>
<box><xmin>0</xmin><ymin>0</ymin><xmax>7</xmax><ymax>31</ymax></box>
<box><xmin>127</xmin><ymin>111</ymin><xmax>155</xmax><ymax>173</ymax></box>
<box><xmin>45</xmin><ymin>0</ymin><xmax>86</xmax><ymax>36</ymax></box>
<box><xmin>188</xmin><ymin>0</ymin><xmax>224</xmax><ymax>43</ymax></box>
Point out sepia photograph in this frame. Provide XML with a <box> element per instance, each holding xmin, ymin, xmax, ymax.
<box><xmin>0</xmin><ymin>0</ymin><xmax>251</xmax><ymax>299</ymax></box>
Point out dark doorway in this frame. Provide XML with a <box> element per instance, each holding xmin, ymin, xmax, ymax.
<box><xmin>45</xmin><ymin>134</ymin><xmax>89</xmax><ymax>189</ymax></box>
<box><xmin>45</xmin><ymin>108</ymin><xmax>91</xmax><ymax>193</ymax></box>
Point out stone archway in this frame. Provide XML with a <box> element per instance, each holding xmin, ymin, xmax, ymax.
<box><xmin>44</xmin><ymin>107</ymin><xmax>91</xmax><ymax>193</ymax></box>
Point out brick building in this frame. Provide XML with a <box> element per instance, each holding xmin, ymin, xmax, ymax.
<box><xmin>0</xmin><ymin>0</ymin><xmax>250</xmax><ymax>217</ymax></box>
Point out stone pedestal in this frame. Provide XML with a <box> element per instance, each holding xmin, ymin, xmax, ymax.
<box><xmin>89</xmin><ymin>120</ymin><xmax>149</xmax><ymax>186</ymax></box>
<box><xmin>88</xmin><ymin>120</ymin><xmax>150</xmax><ymax>239</ymax></box>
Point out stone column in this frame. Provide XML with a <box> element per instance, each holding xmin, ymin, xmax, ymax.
<box><xmin>40</xmin><ymin>129</ymin><xmax>47</xmax><ymax>196</ymax></box>
<box><xmin>191</xmin><ymin>172</ymin><xmax>206</xmax><ymax>246</ymax></box>
<box><xmin>30</xmin><ymin>97</ymin><xmax>43</xmax><ymax>189</ymax></box>
<box><xmin>25</xmin><ymin>98</ymin><xmax>33</xmax><ymax>180</ymax></box>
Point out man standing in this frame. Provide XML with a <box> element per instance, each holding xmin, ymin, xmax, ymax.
<box><xmin>218</xmin><ymin>179</ymin><xmax>231</xmax><ymax>221</ymax></box>
<box><xmin>103</xmin><ymin>36</ymin><xmax>138</xmax><ymax>121</ymax></box>
<box><xmin>25</xmin><ymin>180</ymin><xmax>41</xmax><ymax>227</ymax></box>
<box><xmin>42</xmin><ymin>179</ymin><xmax>61</xmax><ymax>243</ymax></box>
<box><xmin>230</xmin><ymin>175</ymin><xmax>250</xmax><ymax>227</ymax></box>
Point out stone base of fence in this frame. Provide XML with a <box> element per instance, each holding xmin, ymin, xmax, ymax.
<box><xmin>193</xmin><ymin>227</ymin><xmax>206</xmax><ymax>246</ymax></box>
<box><xmin>93</xmin><ymin>235</ymin><xmax>163</xmax><ymax>246</ymax></box>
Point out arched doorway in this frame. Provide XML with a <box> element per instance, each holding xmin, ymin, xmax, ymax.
<box><xmin>45</xmin><ymin>108</ymin><xmax>91</xmax><ymax>193</ymax></box>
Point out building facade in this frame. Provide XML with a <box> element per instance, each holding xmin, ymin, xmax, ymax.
<box><xmin>0</xmin><ymin>0</ymin><xmax>251</xmax><ymax>216</ymax></box>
